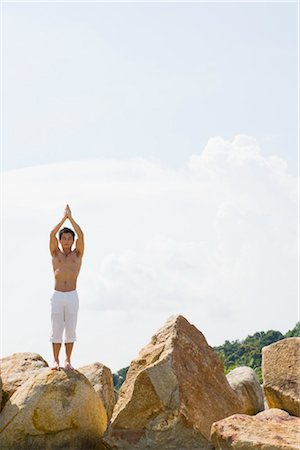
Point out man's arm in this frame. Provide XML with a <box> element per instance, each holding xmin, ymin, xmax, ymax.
<box><xmin>66</xmin><ymin>205</ymin><xmax>84</xmax><ymax>256</ymax></box>
<box><xmin>49</xmin><ymin>215</ymin><xmax>67</xmax><ymax>256</ymax></box>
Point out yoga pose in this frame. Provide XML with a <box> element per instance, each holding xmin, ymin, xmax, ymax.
<box><xmin>49</xmin><ymin>204</ymin><xmax>84</xmax><ymax>371</ymax></box>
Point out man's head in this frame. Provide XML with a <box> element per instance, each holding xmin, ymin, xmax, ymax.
<box><xmin>59</xmin><ymin>227</ymin><xmax>75</xmax><ymax>250</ymax></box>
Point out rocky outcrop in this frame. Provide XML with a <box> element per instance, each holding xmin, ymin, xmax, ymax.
<box><xmin>0</xmin><ymin>352</ymin><xmax>48</xmax><ymax>410</ymax></box>
<box><xmin>0</xmin><ymin>367</ymin><xmax>109</xmax><ymax>450</ymax></box>
<box><xmin>2</xmin><ymin>321</ymin><xmax>297</xmax><ymax>449</ymax></box>
<box><xmin>105</xmin><ymin>314</ymin><xmax>241</xmax><ymax>449</ymax></box>
<box><xmin>262</xmin><ymin>337</ymin><xmax>300</xmax><ymax>416</ymax></box>
<box><xmin>211</xmin><ymin>408</ymin><xmax>300</xmax><ymax>449</ymax></box>
<box><xmin>226</xmin><ymin>366</ymin><xmax>264</xmax><ymax>415</ymax></box>
<box><xmin>78</xmin><ymin>362</ymin><xmax>117</xmax><ymax>421</ymax></box>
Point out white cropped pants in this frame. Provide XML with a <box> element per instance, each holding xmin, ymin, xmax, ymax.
<box><xmin>49</xmin><ymin>289</ymin><xmax>79</xmax><ymax>343</ymax></box>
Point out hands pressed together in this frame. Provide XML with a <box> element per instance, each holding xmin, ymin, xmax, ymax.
<box><xmin>64</xmin><ymin>204</ymin><xmax>72</xmax><ymax>219</ymax></box>
<box><xmin>50</xmin><ymin>203</ymin><xmax>83</xmax><ymax>238</ymax></box>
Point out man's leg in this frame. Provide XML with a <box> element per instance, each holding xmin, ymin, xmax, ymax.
<box><xmin>64</xmin><ymin>291</ymin><xmax>79</xmax><ymax>370</ymax></box>
<box><xmin>52</xmin><ymin>343</ymin><xmax>62</xmax><ymax>369</ymax></box>
<box><xmin>65</xmin><ymin>342</ymin><xmax>74</xmax><ymax>362</ymax></box>
<box><xmin>50</xmin><ymin>292</ymin><xmax>64</xmax><ymax>370</ymax></box>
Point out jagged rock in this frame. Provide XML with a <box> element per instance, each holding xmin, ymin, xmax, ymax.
<box><xmin>226</xmin><ymin>366</ymin><xmax>264</xmax><ymax>415</ymax></box>
<box><xmin>0</xmin><ymin>352</ymin><xmax>48</xmax><ymax>410</ymax></box>
<box><xmin>262</xmin><ymin>337</ymin><xmax>300</xmax><ymax>416</ymax></box>
<box><xmin>105</xmin><ymin>314</ymin><xmax>241</xmax><ymax>449</ymax></box>
<box><xmin>78</xmin><ymin>362</ymin><xmax>117</xmax><ymax>421</ymax></box>
<box><xmin>211</xmin><ymin>408</ymin><xmax>300</xmax><ymax>449</ymax></box>
<box><xmin>0</xmin><ymin>367</ymin><xmax>109</xmax><ymax>450</ymax></box>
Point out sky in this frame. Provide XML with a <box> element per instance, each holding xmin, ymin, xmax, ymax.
<box><xmin>1</xmin><ymin>1</ymin><xmax>298</xmax><ymax>373</ymax></box>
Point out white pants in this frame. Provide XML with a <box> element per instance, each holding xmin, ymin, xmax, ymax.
<box><xmin>49</xmin><ymin>290</ymin><xmax>79</xmax><ymax>343</ymax></box>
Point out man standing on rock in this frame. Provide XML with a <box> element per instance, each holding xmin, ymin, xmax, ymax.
<box><xmin>49</xmin><ymin>204</ymin><xmax>84</xmax><ymax>371</ymax></box>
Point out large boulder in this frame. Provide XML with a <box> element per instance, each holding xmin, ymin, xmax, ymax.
<box><xmin>0</xmin><ymin>352</ymin><xmax>48</xmax><ymax>410</ymax></box>
<box><xmin>211</xmin><ymin>408</ymin><xmax>300</xmax><ymax>449</ymax></box>
<box><xmin>78</xmin><ymin>362</ymin><xmax>117</xmax><ymax>421</ymax></box>
<box><xmin>262</xmin><ymin>337</ymin><xmax>300</xmax><ymax>416</ymax></box>
<box><xmin>226</xmin><ymin>366</ymin><xmax>264</xmax><ymax>415</ymax></box>
<box><xmin>105</xmin><ymin>314</ymin><xmax>241</xmax><ymax>449</ymax></box>
<box><xmin>0</xmin><ymin>367</ymin><xmax>109</xmax><ymax>450</ymax></box>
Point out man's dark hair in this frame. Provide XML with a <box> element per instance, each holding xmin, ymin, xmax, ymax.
<box><xmin>59</xmin><ymin>227</ymin><xmax>75</xmax><ymax>241</ymax></box>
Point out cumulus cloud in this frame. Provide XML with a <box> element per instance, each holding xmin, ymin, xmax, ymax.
<box><xmin>2</xmin><ymin>134</ymin><xmax>297</xmax><ymax>371</ymax></box>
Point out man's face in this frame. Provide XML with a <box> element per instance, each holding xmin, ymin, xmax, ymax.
<box><xmin>59</xmin><ymin>233</ymin><xmax>74</xmax><ymax>250</ymax></box>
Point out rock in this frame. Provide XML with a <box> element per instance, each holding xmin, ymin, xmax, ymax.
<box><xmin>211</xmin><ymin>408</ymin><xmax>300</xmax><ymax>449</ymax></box>
<box><xmin>0</xmin><ymin>367</ymin><xmax>109</xmax><ymax>450</ymax></box>
<box><xmin>78</xmin><ymin>362</ymin><xmax>117</xmax><ymax>421</ymax></box>
<box><xmin>113</xmin><ymin>388</ymin><xmax>119</xmax><ymax>404</ymax></box>
<box><xmin>226</xmin><ymin>366</ymin><xmax>264</xmax><ymax>415</ymax></box>
<box><xmin>0</xmin><ymin>352</ymin><xmax>48</xmax><ymax>409</ymax></box>
<box><xmin>106</xmin><ymin>314</ymin><xmax>241</xmax><ymax>449</ymax></box>
<box><xmin>0</xmin><ymin>376</ymin><xmax>2</xmax><ymax>412</ymax></box>
<box><xmin>261</xmin><ymin>383</ymin><xmax>269</xmax><ymax>410</ymax></box>
<box><xmin>262</xmin><ymin>337</ymin><xmax>300</xmax><ymax>416</ymax></box>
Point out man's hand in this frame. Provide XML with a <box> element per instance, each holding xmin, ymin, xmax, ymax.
<box><xmin>62</xmin><ymin>204</ymin><xmax>84</xmax><ymax>256</ymax></box>
<box><xmin>64</xmin><ymin>204</ymin><xmax>72</xmax><ymax>219</ymax></box>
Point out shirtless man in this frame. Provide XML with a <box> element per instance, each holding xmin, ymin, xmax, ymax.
<box><xmin>49</xmin><ymin>204</ymin><xmax>84</xmax><ymax>371</ymax></box>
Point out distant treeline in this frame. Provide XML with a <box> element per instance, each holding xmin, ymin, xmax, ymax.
<box><xmin>112</xmin><ymin>322</ymin><xmax>300</xmax><ymax>390</ymax></box>
<box><xmin>215</xmin><ymin>322</ymin><xmax>300</xmax><ymax>383</ymax></box>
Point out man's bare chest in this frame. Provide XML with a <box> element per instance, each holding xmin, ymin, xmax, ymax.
<box><xmin>52</xmin><ymin>251</ymin><xmax>82</xmax><ymax>272</ymax></box>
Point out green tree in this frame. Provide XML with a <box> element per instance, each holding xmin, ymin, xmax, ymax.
<box><xmin>285</xmin><ymin>322</ymin><xmax>300</xmax><ymax>338</ymax></box>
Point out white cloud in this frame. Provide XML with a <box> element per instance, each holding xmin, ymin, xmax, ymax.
<box><xmin>1</xmin><ymin>135</ymin><xmax>297</xmax><ymax>372</ymax></box>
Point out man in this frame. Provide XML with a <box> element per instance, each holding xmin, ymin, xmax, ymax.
<box><xmin>49</xmin><ymin>204</ymin><xmax>84</xmax><ymax>371</ymax></box>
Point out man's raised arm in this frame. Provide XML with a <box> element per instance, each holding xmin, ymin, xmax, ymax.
<box><xmin>65</xmin><ymin>205</ymin><xmax>84</xmax><ymax>256</ymax></box>
<box><xmin>50</xmin><ymin>215</ymin><xmax>67</xmax><ymax>236</ymax></box>
<box><xmin>49</xmin><ymin>214</ymin><xmax>67</xmax><ymax>256</ymax></box>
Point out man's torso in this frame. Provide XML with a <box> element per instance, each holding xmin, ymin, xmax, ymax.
<box><xmin>52</xmin><ymin>250</ymin><xmax>82</xmax><ymax>292</ymax></box>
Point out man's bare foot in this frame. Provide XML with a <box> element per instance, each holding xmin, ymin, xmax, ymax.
<box><xmin>51</xmin><ymin>360</ymin><xmax>60</xmax><ymax>371</ymax></box>
<box><xmin>64</xmin><ymin>360</ymin><xmax>74</xmax><ymax>371</ymax></box>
